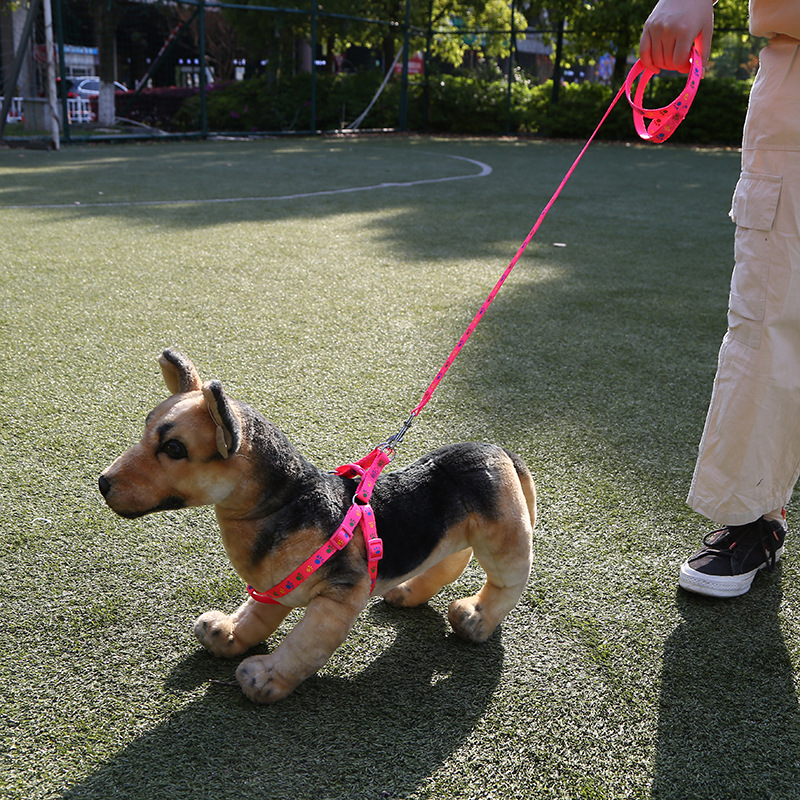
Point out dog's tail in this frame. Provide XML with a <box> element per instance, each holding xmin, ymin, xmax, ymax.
<box><xmin>504</xmin><ymin>448</ymin><xmax>537</xmax><ymax>531</ymax></box>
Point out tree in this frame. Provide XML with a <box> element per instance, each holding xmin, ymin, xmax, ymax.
<box><xmin>221</xmin><ymin>0</ymin><xmax>313</xmax><ymax>80</ymax></box>
<box><xmin>428</xmin><ymin>0</ymin><xmax>529</xmax><ymax>68</ymax></box>
<box><xmin>222</xmin><ymin>0</ymin><xmax>528</xmax><ymax>78</ymax></box>
<box><xmin>203</xmin><ymin>8</ymin><xmax>243</xmax><ymax>82</ymax></box>
<box><xmin>704</xmin><ymin>0</ymin><xmax>757</xmax><ymax>78</ymax></box>
<box><xmin>531</xmin><ymin>0</ymin><xmax>750</xmax><ymax>85</ymax></box>
<box><xmin>117</xmin><ymin>1</ymin><xmax>175</xmax><ymax>88</ymax></box>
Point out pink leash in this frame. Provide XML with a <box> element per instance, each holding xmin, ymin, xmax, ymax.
<box><xmin>401</xmin><ymin>45</ymin><xmax>704</xmax><ymax>432</ymax></box>
<box><xmin>247</xmin><ymin>47</ymin><xmax>703</xmax><ymax>605</ymax></box>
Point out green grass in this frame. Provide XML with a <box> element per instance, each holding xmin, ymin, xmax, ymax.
<box><xmin>2</xmin><ymin>136</ymin><xmax>799</xmax><ymax>800</ymax></box>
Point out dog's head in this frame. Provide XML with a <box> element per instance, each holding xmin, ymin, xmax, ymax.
<box><xmin>99</xmin><ymin>349</ymin><xmax>247</xmax><ymax>518</ymax></box>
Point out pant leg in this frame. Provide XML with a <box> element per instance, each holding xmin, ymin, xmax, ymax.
<box><xmin>688</xmin><ymin>42</ymin><xmax>800</xmax><ymax>525</ymax></box>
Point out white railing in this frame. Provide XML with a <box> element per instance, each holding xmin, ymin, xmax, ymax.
<box><xmin>66</xmin><ymin>97</ymin><xmax>93</xmax><ymax>123</ymax></box>
<box><xmin>2</xmin><ymin>96</ymin><xmax>93</xmax><ymax>125</ymax></box>
<box><xmin>2</xmin><ymin>97</ymin><xmax>24</xmax><ymax>123</ymax></box>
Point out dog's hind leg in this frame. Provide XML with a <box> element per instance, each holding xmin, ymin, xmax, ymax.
<box><xmin>236</xmin><ymin>584</ymin><xmax>370</xmax><ymax>703</ymax></box>
<box><xmin>448</xmin><ymin>531</ymin><xmax>531</xmax><ymax>644</ymax></box>
<box><xmin>383</xmin><ymin>548</ymin><xmax>473</xmax><ymax>608</ymax></box>
<box><xmin>447</xmin><ymin>523</ymin><xmax>531</xmax><ymax>642</ymax></box>
<box><xmin>194</xmin><ymin>598</ymin><xmax>292</xmax><ymax>659</ymax></box>
<box><xmin>448</xmin><ymin>470</ymin><xmax>534</xmax><ymax>644</ymax></box>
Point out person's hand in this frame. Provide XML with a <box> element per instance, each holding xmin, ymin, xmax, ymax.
<box><xmin>639</xmin><ymin>0</ymin><xmax>714</xmax><ymax>73</ymax></box>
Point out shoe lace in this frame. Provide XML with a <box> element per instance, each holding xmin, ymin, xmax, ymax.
<box><xmin>759</xmin><ymin>520</ymin><xmax>783</xmax><ymax>572</ymax></box>
<box><xmin>701</xmin><ymin>519</ymin><xmax>783</xmax><ymax>572</ymax></box>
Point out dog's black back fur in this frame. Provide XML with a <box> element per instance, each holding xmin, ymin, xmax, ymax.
<box><xmin>236</xmin><ymin>399</ymin><xmax>525</xmax><ymax>583</ymax></box>
<box><xmin>371</xmin><ymin>443</ymin><xmax>513</xmax><ymax>579</ymax></box>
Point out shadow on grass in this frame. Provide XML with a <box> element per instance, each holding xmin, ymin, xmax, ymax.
<box><xmin>651</xmin><ymin>572</ymin><xmax>800</xmax><ymax>800</ymax></box>
<box><xmin>62</xmin><ymin>603</ymin><xmax>504</xmax><ymax>800</ymax></box>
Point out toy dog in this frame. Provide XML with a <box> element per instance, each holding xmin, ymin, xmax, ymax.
<box><xmin>99</xmin><ymin>349</ymin><xmax>535</xmax><ymax>703</ymax></box>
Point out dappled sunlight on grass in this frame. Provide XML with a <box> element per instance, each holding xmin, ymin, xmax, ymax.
<box><xmin>0</xmin><ymin>139</ymin><xmax>489</xmax><ymax>215</ymax></box>
<box><xmin>3</xmin><ymin>137</ymin><xmax>800</xmax><ymax>800</ymax></box>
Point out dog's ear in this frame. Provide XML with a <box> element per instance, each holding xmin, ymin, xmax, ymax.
<box><xmin>202</xmin><ymin>380</ymin><xmax>242</xmax><ymax>459</ymax></box>
<box><xmin>159</xmin><ymin>349</ymin><xmax>202</xmax><ymax>395</ymax></box>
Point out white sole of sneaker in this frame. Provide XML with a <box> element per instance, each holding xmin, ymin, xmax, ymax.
<box><xmin>678</xmin><ymin>546</ymin><xmax>784</xmax><ymax>598</ymax></box>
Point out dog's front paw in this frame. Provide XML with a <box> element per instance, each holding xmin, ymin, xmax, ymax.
<box><xmin>194</xmin><ymin>610</ymin><xmax>246</xmax><ymax>658</ymax></box>
<box><xmin>383</xmin><ymin>583</ymin><xmax>417</xmax><ymax>608</ymax></box>
<box><xmin>236</xmin><ymin>655</ymin><xmax>296</xmax><ymax>704</ymax></box>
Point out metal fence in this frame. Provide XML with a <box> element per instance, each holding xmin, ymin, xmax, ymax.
<box><xmin>0</xmin><ymin>0</ymin><xmax>764</xmax><ymax>146</ymax></box>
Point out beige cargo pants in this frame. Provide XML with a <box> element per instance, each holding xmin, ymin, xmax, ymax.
<box><xmin>689</xmin><ymin>38</ymin><xmax>800</xmax><ymax>525</ymax></box>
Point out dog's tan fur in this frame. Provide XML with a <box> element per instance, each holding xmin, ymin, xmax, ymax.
<box><xmin>100</xmin><ymin>350</ymin><xmax>535</xmax><ymax>703</ymax></box>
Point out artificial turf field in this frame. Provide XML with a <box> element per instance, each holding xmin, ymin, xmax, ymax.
<box><xmin>2</xmin><ymin>136</ymin><xmax>799</xmax><ymax>800</ymax></box>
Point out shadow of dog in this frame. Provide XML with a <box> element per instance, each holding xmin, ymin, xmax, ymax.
<box><xmin>63</xmin><ymin>602</ymin><xmax>505</xmax><ymax>800</ymax></box>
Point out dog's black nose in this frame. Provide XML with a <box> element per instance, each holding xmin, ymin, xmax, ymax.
<box><xmin>98</xmin><ymin>474</ymin><xmax>111</xmax><ymax>497</ymax></box>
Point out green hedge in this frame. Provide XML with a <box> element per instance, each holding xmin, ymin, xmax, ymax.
<box><xmin>173</xmin><ymin>72</ymin><xmax>402</xmax><ymax>133</ymax></box>
<box><xmin>172</xmin><ymin>71</ymin><xmax>751</xmax><ymax>146</ymax></box>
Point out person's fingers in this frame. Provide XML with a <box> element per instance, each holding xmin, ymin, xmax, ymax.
<box><xmin>638</xmin><ymin>0</ymin><xmax>713</xmax><ymax>73</ymax></box>
<box><xmin>697</xmin><ymin>25</ymin><xmax>712</xmax><ymax>69</ymax></box>
<box><xmin>638</xmin><ymin>30</ymin><xmax>656</xmax><ymax>72</ymax></box>
<box><xmin>638</xmin><ymin>31</ymin><xmax>661</xmax><ymax>73</ymax></box>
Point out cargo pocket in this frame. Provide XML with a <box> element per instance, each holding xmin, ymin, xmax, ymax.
<box><xmin>727</xmin><ymin>172</ymin><xmax>782</xmax><ymax>348</ymax></box>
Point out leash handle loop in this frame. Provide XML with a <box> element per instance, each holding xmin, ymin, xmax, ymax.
<box><xmin>625</xmin><ymin>44</ymin><xmax>703</xmax><ymax>143</ymax></box>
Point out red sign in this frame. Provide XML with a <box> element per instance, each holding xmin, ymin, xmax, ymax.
<box><xmin>394</xmin><ymin>52</ymin><xmax>424</xmax><ymax>76</ymax></box>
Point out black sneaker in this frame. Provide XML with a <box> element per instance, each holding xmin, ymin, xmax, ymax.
<box><xmin>679</xmin><ymin>517</ymin><xmax>787</xmax><ymax>598</ymax></box>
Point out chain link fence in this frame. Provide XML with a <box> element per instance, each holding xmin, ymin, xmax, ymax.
<box><xmin>0</xmin><ymin>0</ymin><xmax>765</xmax><ymax>146</ymax></box>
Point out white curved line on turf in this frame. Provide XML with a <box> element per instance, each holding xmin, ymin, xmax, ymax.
<box><xmin>1</xmin><ymin>154</ymin><xmax>491</xmax><ymax>210</ymax></box>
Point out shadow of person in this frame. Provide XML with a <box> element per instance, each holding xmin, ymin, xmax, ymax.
<box><xmin>62</xmin><ymin>601</ymin><xmax>504</xmax><ymax>800</ymax></box>
<box><xmin>651</xmin><ymin>569</ymin><xmax>800</xmax><ymax>800</ymax></box>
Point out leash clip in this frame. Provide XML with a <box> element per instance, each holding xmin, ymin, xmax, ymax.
<box><xmin>378</xmin><ymin>411</ymin><xmax>417</xmax><ymax>457</ymax></box>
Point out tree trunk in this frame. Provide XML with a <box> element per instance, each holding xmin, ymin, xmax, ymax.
<box><xmin>94</xmin><ymin>0</ymin><xmax>119</xmax><ymax>125</ymax></box>
<box><xmin>97</xmin><ymin>82</ymin><xmax>115</xmax><ymax>125</ymax></box>
<box><xmin>1</xmin><ymin>6</ymin><xmax>35</xmax><ymax>97</ymax></box>
<box><xmin>613</xmin><ymin>47</ymin><xmax>630</xmax><ymax>86</ymax></box>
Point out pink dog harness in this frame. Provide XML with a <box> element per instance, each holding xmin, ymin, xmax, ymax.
<box><xmin>247</xmin><ymin>47</ymin><xmax>704</xmax><ymax>605</ymax></box>
<box><xmin>247</xmin><ymin>448</ymin><xmax>391</xmax><ymax>604</ymax></box>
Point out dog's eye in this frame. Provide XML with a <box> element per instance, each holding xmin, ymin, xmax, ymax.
<box><xmin>160</xmin><ymin>439</ymin><xmax>188</xmax><ymax>460</ymax></box>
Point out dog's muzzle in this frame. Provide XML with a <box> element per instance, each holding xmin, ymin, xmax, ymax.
<box><xmin>98</xmin><ymin>472</ymin><xmax>186</xmax><ymax>518</ymax></box>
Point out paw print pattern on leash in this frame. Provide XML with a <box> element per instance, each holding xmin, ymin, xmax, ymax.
<box><xmin>625</xmin><ymin>45</ymin><xmax>704</xmax><ymax>143</ymax></box>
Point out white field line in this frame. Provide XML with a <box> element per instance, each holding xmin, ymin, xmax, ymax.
<box><xmin>1</xmin><ymin>154</ymin><xmax>491</xmax><ymax>210</ymax></box>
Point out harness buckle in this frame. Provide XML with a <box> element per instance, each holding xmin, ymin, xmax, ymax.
<box><xmin>366</xmin><ymin>537</ymin><xmax>383</xmax><ymax>561</ymax></box>
<box><xmin>331</xmin><ymin>528</ymin><xmax>352</xmax><ymax>550</ymax></box>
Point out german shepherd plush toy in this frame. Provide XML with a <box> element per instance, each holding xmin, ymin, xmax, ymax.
<box><xmin>99</xmin><ymin>349</ymin><xmax>535</xmax><ymax>703</ymax></box>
